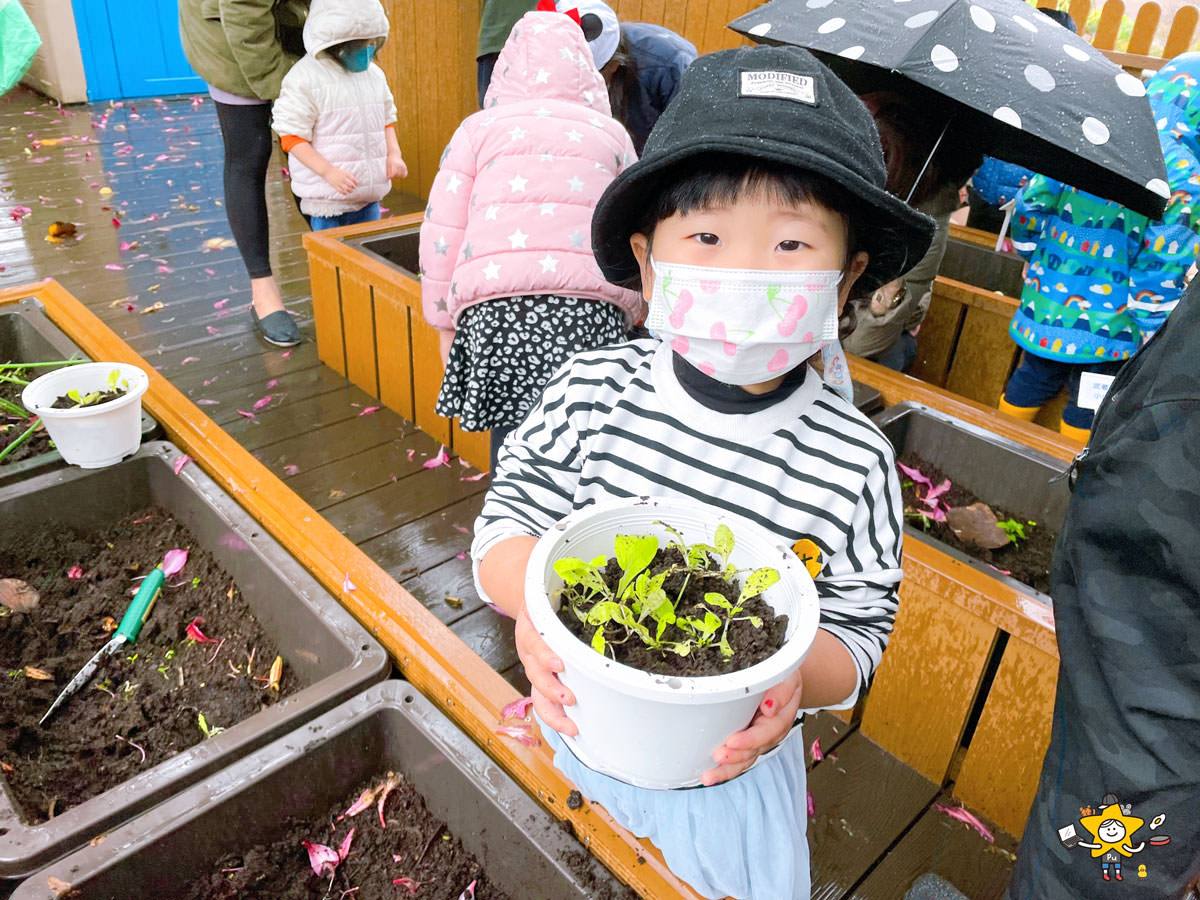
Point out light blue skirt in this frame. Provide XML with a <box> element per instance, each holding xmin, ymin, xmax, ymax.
<box><xmin>539</xmin><ymin>716</ymin><xmax>811</xmax><ymax>900</ymax></box>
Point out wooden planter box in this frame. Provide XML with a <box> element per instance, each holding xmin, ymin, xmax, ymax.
<box><xmin>843</xmin><ymin>358</ymin><xmax>1071</xmax><ymax>839</ymax></box>
<box><xmin>303</xmin><ymin>214</ymin><xmax>490</xmax><ymax>471</ymax></box>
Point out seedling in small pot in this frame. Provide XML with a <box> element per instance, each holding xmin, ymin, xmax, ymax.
<box><xmin>55</xmin><ymin>367</ymin><xmax>130</xmax><ymax>409</ymax></box>
<box><xmin>0</xmin><ymin>359</ymin><xmax>83</xmax><ymax>463</ymax></box>
<box><xmin>553</xmin><ymin>522</ymin><xmax>783</xmax><ymax>672</ymax></box>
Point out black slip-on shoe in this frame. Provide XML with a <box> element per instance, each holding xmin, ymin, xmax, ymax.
<box><xmin>251</xmin><ymin>306</ymin><xmax>301</xmax><ymax>347</ymax></box>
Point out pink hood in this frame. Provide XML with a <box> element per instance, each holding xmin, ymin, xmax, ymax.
<box><xmin>419</xmin><ymin>11</ymin><xmax>642</xmax><ymax>333</ymax></box>
<box><xmin>483</xmin><ymin>11</ymin><xmax>612</xmax><ymax>114</ymax></box>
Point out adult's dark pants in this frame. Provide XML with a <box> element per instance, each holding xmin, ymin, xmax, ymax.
<box><xmin>213</xmin><ymin>101</ymin><xmax>276</xmax><ymax>279</ymax></box>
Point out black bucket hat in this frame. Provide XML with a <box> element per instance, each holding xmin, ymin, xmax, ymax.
<box><xmin>592</xmin><ymin>44</ymin><xmax>935</xmax><ymax>291</ymax></box>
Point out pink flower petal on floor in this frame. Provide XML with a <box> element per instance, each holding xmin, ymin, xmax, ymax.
<box><xmin>934</xmin><ymin>803</ymin><xmax>994</xmax><ymax>843</ymax></box>
<box><xmin>119</xmin><ymin>240</ymin><xmax>134</xmax><ymax>251</ymax></box>
<box><xmin>343</xmin><ymin>573</ymin><xmax>356</xmax><ymax>592</ymax></box>
<box><xmin>111</xmin><ymin>217</ymin><xmax>120</xmax><ymax>229</ymax></box>
<box><xmin>235</xmin><ymin>409</ymin><xmax>256</xmax><ymax>419</ymax></box>
<box><xmin>807</xmin><ymin>791</ymin><xmax>816</xmax><ymax>819</ymax></box>
<box><xmin>302</xmin><ymin>841</ymin><xmax>340</xmax><ymax>878</ymax></box>
<box><xmin>422</xmin><ymin>445</ymin><xmax>451</xmax><ymax>469</ymax></box>
<box><xmin>406</xmin><ymin>449</ymin><xmax>415</xmax><ymax>461</ymax></box>
<box><xmin>205</xmin><ymin>325</ymin><xmax>220</xmax><ymax>336</ymax></box>
<box><xmin>172</xmin><ymin>454</ymin><xmax>191</xmax><ymax>475</ymax></box>
<box><xmin>67</xmin><ymin>564</ymin><xmax>84</xmax><ymax>580</ymax></box>
<box><xmin>161</xmin><ymin>548</ymin><xmax>189</xmax><ymax>577</ymax></box>
<box><xmin>157</xmin><ymin>265</ymin><xmax>172</xmax><ymax>274</ymax></box>
<box><xmin>810</xmin><ymin>738</ymin><xmax>823</xmax><ymax>762</ymax></box>
<box><xmin>213</xmin><ymin>297</ymin><xmax>229</xmax><ymax>309</ymax></box>
<box><xmin>195</xmin><ymin>399</ymin><xmax>218</xmax><ymax>406</ymax></box>
<box><xmin>283</xmin><ymin>464</ymin><xmax>300</xmax><ymax>476</ymax></box>
<box><xmin>460</xmin><ymin>471</ymin><xmax>488</xmax><ymax>482</ymax></box>
<box><xmin>358</xmin><ymin>405</ymin><xmax>381</xmax><ymax>417</ymax></box>
<box><xmin>500</xmin><ymin>697</ymin><xmax>534</xmax><ymax>721</ymax></box>
<box><xmin>456</xmin><ymin>551</ymin><xmax>466</xmax><ymax>559</ymax></box>
<box><xmin>180</xmin><ymin>356</ymin><xmax>199</xmax><ymax>365</ymax></box>
<box><xmin>265</xmin><ymin>379</ymin><xmax>279</xmax><ymax>389</ymax></box>
<box><xmin>280</xmin><ymin>350</ymin><xmax>292</xmax><ymax>359</ymax></box>
<box><xmin>494</xmin><ymin>724</ymin><xmax>540</xmax><ymax>747</ymax></box>
<box><xmin>252</xmin><ymin>394</ymin><xmax>274</xmax><ymax>411</ymax></box>
<box><xmin>105</xmin><ymin>263</ymin><xmax>123</xmax><ymax>271</ymax></box>
<box><xmin>451</xmin><ymin>523</ymin><xmax>471</xmax><ymax>534</ymax></box>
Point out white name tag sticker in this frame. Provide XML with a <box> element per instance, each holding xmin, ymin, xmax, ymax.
<box><xmin>739</xmin><ymin>71</ymin><xmax>816</xmax><ymax>105</ymax></box>
<box><xmin>1077</xmin><ymin>372</ymin><xmax>1116</xmax><ymax>411</ymax></box>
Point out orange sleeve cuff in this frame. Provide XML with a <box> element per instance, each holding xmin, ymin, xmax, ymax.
<box><xmin>280</xmin><ymin>134</ymin><xmax>308</xmax><ymax>153</ymax></box>
<box><xmin>385</xmin><ymin>123</ymin><xmax>395</xmax><ymax>131</ymax></box>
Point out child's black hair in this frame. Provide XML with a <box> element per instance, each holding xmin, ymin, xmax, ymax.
<box><xmin>628</xmin><ymin>152</ymin><xmax>879</xmax><ymax>333</ymax></box>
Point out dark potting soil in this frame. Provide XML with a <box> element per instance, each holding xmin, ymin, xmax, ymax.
<box><xmin>0</xmin><ymin>370</ymin><xmax>52</xmax><ymax>464</ymax></box>
<box><xmin>899</xmin><ymin>453</ymin><xmax>1057</xmax><ymax>594</ymax></box>
<box><xmin>160</xmin><ymin>771</ymin><xmax>513</xmax><ymax>900</ymax></box>
<box><xmin>555</xmin><ymin>546</ymin><xmax>788</xmax><ymax>677</ymax></box>
<box><xmin>0</xmin><ymin>506</ymin><xmax>304</xmax><ymax>824</ymax></box>
<box><xmin>49</xmin><ymin>386</ymin><xmax>126</xmax><ymax>409</ymax></box>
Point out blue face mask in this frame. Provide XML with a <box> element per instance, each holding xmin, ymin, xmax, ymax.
<box><xmin>333</xmin><ymin>44</ymin><xmax>375</xmax><ymax>72</ymax></box>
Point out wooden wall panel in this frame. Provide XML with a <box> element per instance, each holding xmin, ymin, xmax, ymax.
<box><xmin>374</xmin><ymin>283</ymin><xmax>416</xmax><ymax>421</ymax></box>
<box><xmin>954</xmin><ymin>637</ymin><xmax>1059</xmax><ymax>838</ymax></box>
<box><xmin>340</xmin><ymin>270</ymin><xmax>380</xmax><ymax>396</ymax></box>
<box><xmin>944</xmin><ymin>306</ymin><xmax>1020</xmax><ymax>407</ymax></box>
<box><xmin>859</xmin><ymin>577</ymin><xmax>998</xmax><ymax>785</ymax></box>
<box><xmin>308</xmin><ymin>255</ymin><xmax>346</xmax><ymax>376</ymax></box>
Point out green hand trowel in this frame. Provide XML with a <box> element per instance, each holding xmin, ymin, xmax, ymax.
<box><xmin>40</xmin><ymin>548</ymin><xmax>189</xmax><ymax>726</ymax></box>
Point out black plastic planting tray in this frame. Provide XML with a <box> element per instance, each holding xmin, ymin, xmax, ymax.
<box><xmin>10</xmin><ymin>682</ymin><xmax>630</xmax><ymax>899</ymax></box>
<box><xmin>0</xmin><ymin>442</ymin><xmax>391</xmax><ymax>882</ymax></box>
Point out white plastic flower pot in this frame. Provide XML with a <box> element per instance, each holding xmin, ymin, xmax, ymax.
<box><xmin>524</xmin><ymin>496</ymin><xmax>821</xmax><ymax>790</ymax></box>
<box><xmin>21</xmin><ymin>362</ymin><xmax>149</xmax><ymax>469</ymax></box>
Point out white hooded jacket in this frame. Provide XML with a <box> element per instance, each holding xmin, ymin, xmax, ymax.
<box><xmin>271</xmin><ymin>0</ymin><xmax>396</xmax><ymax>217</ymax></box>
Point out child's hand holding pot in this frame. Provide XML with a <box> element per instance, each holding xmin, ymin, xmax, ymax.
<box><xmin>515</xmin><ymin>602</ymin><xmax>578</xmax><ymax>736</ymax></box>
<box><xmin>700</xmin><ymin>668</ymin><xmax>804</xmax><ymax>786</ymax></box>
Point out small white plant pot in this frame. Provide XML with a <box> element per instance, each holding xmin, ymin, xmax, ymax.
<box><xmin>524</xmin><ymin>496</ymin><xmax>821</xmax><ymax>790</ymax></box>
<box><xmin>21</xmin><ymin>362</ymin><xmax>149</xmax><ymax>468</ymax></box>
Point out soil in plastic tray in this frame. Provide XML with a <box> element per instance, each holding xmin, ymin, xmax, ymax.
<box><xmin>160</xmin><ymin>770</ymin><xmax>513</xmax><ymax>900</ymax></box>
<box><xmin>49</xmin><ymin>387</ymin><xmax>126</xmax><ymax>410</ymax></box>
<box><xmin>898</xmin><ymin>453</ymin><xmax>1057</xmax><ymax>594</ymax></box>
<box><xmin>555</xmin><ymin>545</ymin><xmax>788</xmax><ymax>677</ymax></box>
<box><xmin>0</xmin><ymin>369</ymin><xmax>52</xmax><ymax>464</ymax></box>
<box><xmin>0</xmin><ymin>506</ymin><xmax>304</xmax><ymax>824</ymax></box>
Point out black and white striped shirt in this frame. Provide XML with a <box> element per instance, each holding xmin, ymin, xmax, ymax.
<box><xmin>472</xmin><ymin>339</ymin><xmax>903</xmax><ymax>705</ymax></box>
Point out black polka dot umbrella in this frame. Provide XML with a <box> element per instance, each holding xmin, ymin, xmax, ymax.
<box><xmin>728</xmin><ymin>0</ymin><xmax>1168</xmax><ymax>219</ymax></box>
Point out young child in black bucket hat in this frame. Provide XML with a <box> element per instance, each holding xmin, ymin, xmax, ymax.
<box><xmin>470</xmin><ymin>44</ymin><xmax>934</xmax><ymax>900</ymax></box>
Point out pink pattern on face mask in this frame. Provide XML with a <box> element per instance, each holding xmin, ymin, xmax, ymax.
<box><xmin>777</xmin><ymin>294</ymin><xmax>808</xmax><ymax>336</ymax></box>
<box><xmin>671</xmin><ymin>336</ymin><xmax>690</xmax><ymax>355</ymax></box>
<box><xmin>710</xmin><ymin>321</ymin><xmax>737</xmax><ymax>356</ymax></box>
<box><xmin>699</xmin><ymin>279</ymin><xmax>721</xmax><ymax>293</ymax></box>
<box><xmin>767</xmin><ymin>348</ymin><xmax>791</xmax><ymax>372</ymax></box>
<box><xmin>670</xmin><ymin>289</ymin><xmax>693</xmax><ymax>328</ymax></box>
<box><xmin>802</xmin><ymin>331</ymin><xmax>814</xmax><ymax>342</ymax></box>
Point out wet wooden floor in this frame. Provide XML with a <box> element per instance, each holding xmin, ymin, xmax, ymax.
<box><xmin>0</xmin><ymin>87</ymin><xmax>523</xmax><ymax>691</ymax></box>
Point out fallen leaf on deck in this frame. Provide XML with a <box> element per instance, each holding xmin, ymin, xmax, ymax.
<box><xmin>47</xmin><ymin>221</ymin><xmax>76</xmax><ymax>238</ymax></box>
<box><xmin>945</xmin><ymin>503</ymin><xmax>1009</xmax><ymax>550</ymax></box>
<box><xmin>0</xmin><ymin>579</ymin><xmax>39</xmax><ymax>612</ymax></box>
<box><xmin>140</xmin><ymin>301</ymin><xmax>165</xmax><ymax>314</ymax></box>
<box><xmin>203</xmin><ymin>237</ymin><xmax>234</xmax><ymax>250</ymax></box>
<box><xmin>444</xmin><ymin>595</ymin><xmax>463</xmax><ymax>610</ymax></box>
<box><xmin>329</xmin><ymin>488</ymin><xmax>345</xmax><ymax>499</ymax></box>
<box><xmin>46</xmin><ymin>875</ymin><xmax>71</xmax><ymax>896</ymax></box>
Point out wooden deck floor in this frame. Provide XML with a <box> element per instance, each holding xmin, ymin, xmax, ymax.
<box><xmin>0</xmin><ymin>86</ymin><xmax>523</xmax><ymax>691</ymax></box>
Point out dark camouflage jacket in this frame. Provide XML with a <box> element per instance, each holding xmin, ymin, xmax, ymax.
<box><xmin>1008</xmin><ymin>279</ymin><xmax>1200</xmax><ymax>898</ymax></box>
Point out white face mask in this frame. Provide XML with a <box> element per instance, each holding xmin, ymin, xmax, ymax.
<box><xmin>646</xmin><ymin>258</ymin><xmax>844</xmax><ymax>386</ymax></box>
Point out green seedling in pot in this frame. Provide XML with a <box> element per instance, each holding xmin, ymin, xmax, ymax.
<box><xmin>553</xmin><ymin>522</ymin><xmax>780</xmax><ymax>662</ymax></box>
<box><xmin>64</xmin><ymin>368</ymin><xmax>128</xmax><ymax>408</ymax></box>
<box><xmin>0</xmin><ymin>359</ymin><xmax>82</xmax><ymax>463</ymax></box>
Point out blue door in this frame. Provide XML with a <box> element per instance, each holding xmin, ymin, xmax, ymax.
<box><xmin>72</xmin><ymin>0</ymin><xmax>206</xmax><ymax>100</ymax></box>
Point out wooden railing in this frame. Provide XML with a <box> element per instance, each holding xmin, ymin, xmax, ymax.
<box><xmin>1065</xmin><ymin>0</ymin><xmax>1200</xmax><ymax>70</ymax></box>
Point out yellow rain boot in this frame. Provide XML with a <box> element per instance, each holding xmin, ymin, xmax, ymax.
<box><xmin>998</xmin><ymin>396</ymin><xmax>1039</xmax><ymax>421</ymax></box>
<box><xmin>1059</xmin><ymin>420</ymin><xmax>1091</xmax><ymax>444</ymax></box>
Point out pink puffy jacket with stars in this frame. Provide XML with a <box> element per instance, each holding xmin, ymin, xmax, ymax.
<box><xmin>419</xmin><ymin>10</ymin><xmax>643</xmax><ymax>335</ymax></box>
